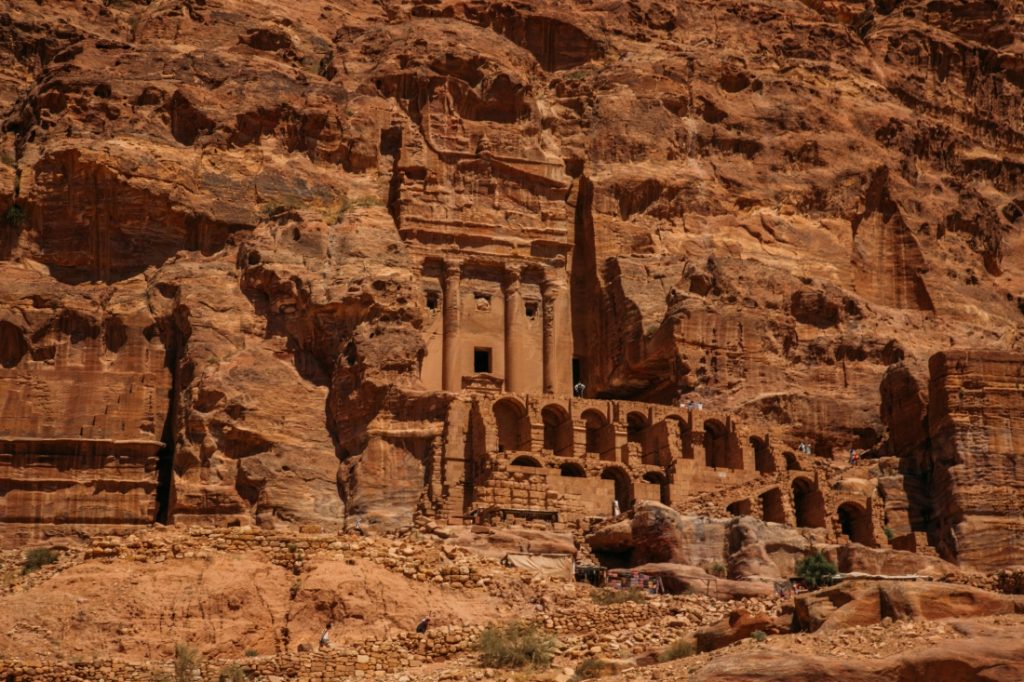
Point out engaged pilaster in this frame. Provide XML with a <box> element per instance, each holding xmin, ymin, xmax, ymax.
<box><xmin>442</xmin><ymin>258</ymin><xmax>462</xmax><ymax>391</ymax></box>
<box><xmin>503</xmin><ymin>265</ymin><xmax>524</xmax><ymax>393</ymax></box>
<box><xmin>542</xmin><ymin>267</ymin><xmax>571</xmax><ymax>395</ymax></box>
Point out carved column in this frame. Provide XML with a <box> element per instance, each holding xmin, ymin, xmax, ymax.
<box><xmin>542</xmin><ymin>267</ymin><xmax>571</xmax><ymax>395</ymax></box>
<box><xmin>442</xmin><ymin>259</ymin><xmax>462</xmax><ymax>392</ymax></box>
<box><xmin>504</xmin><ymin>265</ymin><xmax>524</xmax><ymax>393</ymax></box>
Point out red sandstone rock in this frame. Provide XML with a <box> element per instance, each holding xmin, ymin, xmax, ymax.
<box><xmin>629</xmin><ymin>563</ymin><xmax>777</xmax><ymax>601</ymax></box>
<box><xmin>2</xmin><ymin>2</ymin><xmax>1024</xmax><ymax>678</ymax></box>
<box><xmin>836</xmin><ymin>544</ymin><xmax>959</xmax><ymax>578</ymax></box>
<box><xmin>694</xmin><ymin>609</ymin><xmax>788</xmax><ymax>653</ymax></box>
<box><xmin>692</xmin><ymin>634</ymin><xmax>1024</xmax><ymax>682</ymax></box>
<box><xmin>0</xmin><ymin>551</ymin><xmax>506</xmax><ymax>663</ymax></box>
<box><xmin>0</xmin><ymin>0</ymin><xmax>1022</xmax><ymax>574</ymax></box>
<box><xmin>926</xmin><ymin>351</ymin><xmax>1024</xmax><ymax>571</ymax></box>
<box><xmin>443</xmin><ymin>526</ymin><xmax>576</xmax><ymax>559</ymax></box>
<box><xmin>794</xmin><ymin>579</ymin><xmax>1024</xmax><ymax>633</ymax></box>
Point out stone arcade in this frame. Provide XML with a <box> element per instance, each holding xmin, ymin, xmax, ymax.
<box><xmin>349</xmin><ymin>148</ymin><xmax>887</xmax><ymax>548</ymax></box>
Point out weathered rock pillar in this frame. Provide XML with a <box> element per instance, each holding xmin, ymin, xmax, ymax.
<box><xmin>542</xmin><ymin>265</ymin><xmax>572</xmax><ymax>394</ymax></box>
<box><xmin>504</xmin><ymin>265</ymin><xmax>525</xmax><ymax>393</ymax></box>
<box><xmin>442</xmin><ymin>259</ymin><xmax>462</xmax><ymax>392</ymax></box>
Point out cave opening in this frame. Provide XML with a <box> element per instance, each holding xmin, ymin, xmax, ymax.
<box><xmin>155</xmin><ymin>344</ymin><xmax>178</xmax><ymax>524</ymax></box>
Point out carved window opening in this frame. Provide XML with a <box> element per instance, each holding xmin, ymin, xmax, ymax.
<box><xmin>792</xmin><ymin>478</ymin><xmax>826</xmax><ymax>528</ymax></box>
<box><xmin>760</xmin><ymin>488</ymin><xmax>785</xmax><ymax>523</ymax></box>
<box><xmin>559</xmin><ymin>462</ymin><xmax>585</xmax><ymax>477</ymax></box>
<box><xmin>727</xmin><ymin>499</ymin><xmax>752</xmax><ymax>516</ymax></box>
<box><xmin>541</xmin><ymin>404</ymin><xmax>573</xmax><ymax>456</ymax></box>
<box><xmin>583</xmin><ymin>409</ymin><xmax>614</xmax><ymax>460</ymax></box>
<box><xmin>426</xmin><ymin>291</ymin><xmax>440</xmax><ymax>311</ymax></box>
<box><xmin>838</xmin><ymin>502</ymin><xmax>875</xmax><ymax>546</ymax></box>
<box><xmin>751</xmin><ymin>436</ymin><xmax>775</xmax><ymax>474</ymax></box>
<box><xmin>494</xmin><ymin>398</ymin><xmax>530</xmax><ymax>452</ymax></box>
<box><xmin>474</xmin><ymin>348</ymin><xmax>492</xmax><ymax>373</ymax></box>
<box><xmin>642</xmin><ymin>471</ymin><xmax>671</xmax><ymax>505</ymax></box>
<box><xmin>704</xmin><ymin>419</ymin><xmax>742</xmax><ymax>470</ymax></box>
<box><xmin>524</xmin><ymin>301</ymin><xmax>538</xmax><ymax>318</ymax></box>
<box><xmin>601</xmin><ymin>467</ymin><xmax>633</xmax><ymax>513</ymax></box>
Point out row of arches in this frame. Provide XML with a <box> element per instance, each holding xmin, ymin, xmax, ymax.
<box><xmin>728</xmin><ymin>479</ymin><xmax>875</xmax><ymax>545</ymax></box>
<box><xmin>507</xmin><ymin>455</ymin><xmax>668</xmax><ymax>510</ymax></box>
<box><xmin>493</xmin><ymin>398</ymin><xmax>786</xmax><ymax>473</ymax></box>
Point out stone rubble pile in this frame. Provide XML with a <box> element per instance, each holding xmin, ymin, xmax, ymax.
<box><xmin>2</xmin><ymin>526</ymin><xmax>520</xmax><ymax>595</ymax></box>
<box><xmin>1</xmin><ymin>626</ymin><xmax>482</xmax><ymax>682</ymax></box>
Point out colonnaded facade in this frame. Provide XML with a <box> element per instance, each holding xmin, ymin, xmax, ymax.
<box><xmin>364</xmin><ymin>146</ymin><xmax>889</xmax><ymax>550</ymax></box>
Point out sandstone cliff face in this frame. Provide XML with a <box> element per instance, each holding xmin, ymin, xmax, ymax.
<box><xmin>1</xmin><ymin>0</ymin><xmax>1023</xmax><ymax>539</ymax></box>
<box><xmin>926</xmin><ymin>351</ymin><xmax>1024</xmax><ymax>571</ymax></box>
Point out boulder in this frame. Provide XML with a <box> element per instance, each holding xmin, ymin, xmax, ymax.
<box><xmin>584</xmin><ymin>518</ymin><xmax>634</xmax><ymax>554</ymax></box>
<box><xmin>630</xmin><ymin>563</ymin><xmax>777</xmax><ymax>600</ymax></box>
<box><xmin>694</xmin><ymin>609</ymin><xmax>788</xmax><ymax>652</ymax></box>
<box><xmin>586</xmin><ymin>502</ymin><xmax>729</xmax><ymax>569</ymax></box>
<box><xmin>694</xmin><ymin>626</ymin><xmax>1024</xmax><ymax>681</ymax></box>
<box><xmin>630</xmin><ymin>502</ymin><xmax>727</xmax><ymax>566</ymax></box>
<box><xmin>588</xmin><ymin>505</ymin><xmax>820</xmax><ymax>583</ymax></box>
<box><xmin>728</xmin><ymin>516</ymin><xmax>783</xmax><ymax>579</ymax></box>
<box><xmin>794</xmin><ymin>579</ymin><xmax>1024</xmax><ymax>632</ymax></box>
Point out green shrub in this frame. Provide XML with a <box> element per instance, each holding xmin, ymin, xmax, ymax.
<box><xmin>750</xmin><ymin>629</ymin><xmax>767</xmax><ymax>642</ymax></box>
<box><xmin>477</xmin><ymin>621</ymin><xmax>555</xmax><ymax>669</ymax></box>
<box><xmin>173</xmin><ymin>643</ymin><xmax>200</xmax><ymax>682</ymax></box>
<box><xmin>590</xmin><ymin>587</ymin><xmax>646</xmax><ymax>605</ymax></box>
<box><xmin>217</xmin><ymin>663</ymin><xmax>247</xmax><ymax>682</ymax></box>
<box><xmin>3</xmin><ymin>204</ymin><xmax>25</xmax><ymax>228</ymax></box>
<box><xmin>707</xmin><ymin>561</ymin><xmax>727</xmax><ymax>577</ymax></box>
<box><xmin>574</xmin><ymin>657</ymin><xmax>614</xmax><ymax>679</ymax></box>
<box><xmin>259</xmin><ymin>197</ymin><xmax>302</xmax><ymax>219</ymax></box>
<box><xmin>795</xmin><ymin>550</ymin><xmax>838</xmax><ymax>589</ymax></box>
<box><xmin>244</xmin><ymin>649</ymin><xmax>258</xmax><ymax>657</ymax></box>
<box><xmin>883</xmin><ymin>526</ymin><xmax>894</xmax><ymax>541</ymax></box>
<box><xmin>658</xmin><ymin>638</ymin><xmax>695</xmax><ymax>662</ymax></box>
<box><xmin>332</xmin><ymin>194</ymin><xmax>382</xmax><ymax>222</ymax></box>
<box><xmin>22</xmin><ymin>547</ymin><xmax>59</xmax><ymax>574</ymax></box>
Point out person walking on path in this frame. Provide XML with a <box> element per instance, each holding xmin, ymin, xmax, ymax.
<box><xmin>319</xmin><ymin>622</ymin><xmax>332</xmax><ymax>650</ymax></box>
<box><xmin>416</xmin><ymin>617</ymin><xmax>431</xmax><ymax>634</ymax></box>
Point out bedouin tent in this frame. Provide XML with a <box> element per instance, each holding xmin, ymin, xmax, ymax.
<box><xmin>502</xmin><ymin>552</ymin><xmax>574</xmax><ymax>580</ymax></box>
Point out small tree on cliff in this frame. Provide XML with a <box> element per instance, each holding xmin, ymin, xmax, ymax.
<box><xmin>795</xmin><ymin>551</ymin><xmax>837</xmax><ymax>589</ymax></box>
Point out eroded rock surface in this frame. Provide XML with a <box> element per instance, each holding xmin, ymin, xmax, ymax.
<box><xmin>0</xmin><ymin>0</ymin><xmax>1023</xmax><ymax>568</ymax></box>
<box><xmin>794</xmin><ymin>579</ymin><xmax>1024</xmax><ymax>632</ymax></box>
